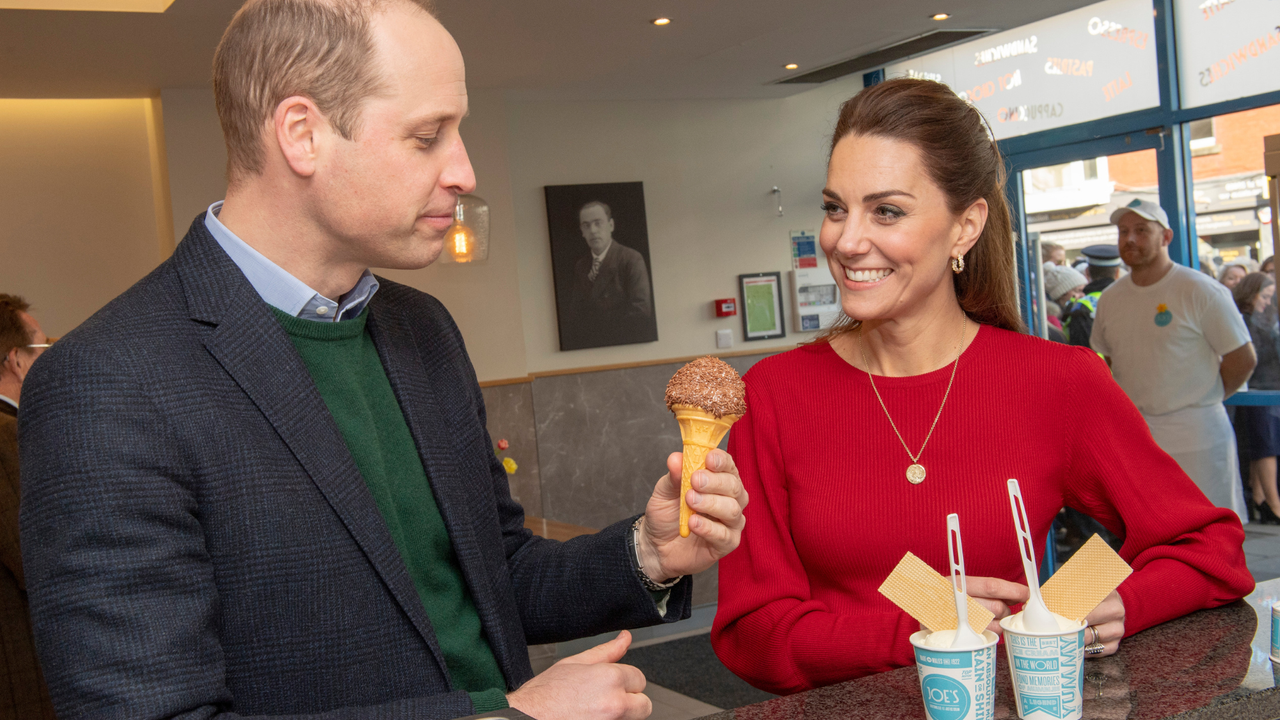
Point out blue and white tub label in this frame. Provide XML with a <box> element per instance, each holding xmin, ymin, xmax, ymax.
<box><xmin>913</xmin><ymin>641</ymin><xmax>995</xmax><ymax>720</ymax></box>
<box><xmin>1005</xmin><ymin>631</ymin><xmax>1085</xmax><ymax>720</ymax></box>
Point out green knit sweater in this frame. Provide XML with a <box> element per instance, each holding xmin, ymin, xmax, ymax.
<box><xmin>272</xmin><ymin>308</ymin><xmax>507</xmax><ymax>713</ymax></box>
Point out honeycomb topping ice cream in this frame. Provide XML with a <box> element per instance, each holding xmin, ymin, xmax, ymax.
<box><xmin>664</xmin><ymin>356</ymin><xmax>747</xmax><ymax>418</ymax></box>
<box><xmin>666</xmin><ymin>357</ymin><xmax>747</xmax><ymax>537</ymax></box>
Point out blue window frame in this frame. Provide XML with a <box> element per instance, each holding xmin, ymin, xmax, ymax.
<box><xmin>870</xmin><ymin>0</ymin><xmax>1280</xmax><ymax>405</ymax></box>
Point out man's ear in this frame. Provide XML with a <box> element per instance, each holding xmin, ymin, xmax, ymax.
<box><xmin>272</xmin><ymin>96</ymin><xmax>327</xmax><ymax>178</ymax></box>
<box><xmin>0</xmin><ymin>348</ymin><xmax>16</xmax><ymax>379</ymax></box>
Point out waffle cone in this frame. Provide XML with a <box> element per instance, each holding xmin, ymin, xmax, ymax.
<box><xmin>672</xmin><ymin>405</ymin><xmax>740</xmax><ymax>537</ymax></box>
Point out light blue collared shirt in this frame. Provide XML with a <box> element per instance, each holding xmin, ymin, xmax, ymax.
<box><xmin>205</xmin><ymin>202</ymin><xmax>379</xmax><ymax>322</ymax></box>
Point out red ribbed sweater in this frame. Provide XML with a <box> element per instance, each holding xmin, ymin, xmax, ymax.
<box><xmin>711</xmin><ymin>324</ymin><xmax>1253</xmax><ymax>695</ymax></box>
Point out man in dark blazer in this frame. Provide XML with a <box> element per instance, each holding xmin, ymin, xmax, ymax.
<box><xmin>18</xmin><ymin>2</ymin><xmax>747</xmax><ymax>719</ymax></box>
<box><xmin>0</xmin><ymin>295</ymin><xmax>56</xmax><ymax>720</ymax></box>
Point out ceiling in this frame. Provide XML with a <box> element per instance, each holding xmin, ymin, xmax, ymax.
<box><xmin>0</xmin><ymin>0</ymin><xmax>1103</xmax><ymax>100</ymax></box>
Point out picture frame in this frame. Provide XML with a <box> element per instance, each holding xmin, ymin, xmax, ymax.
<box><xmin>739</xmin><ymin>272</ymin><xmax>786</xmax><ymax>341</ymax></box>
<box><xmin>543</xmin><ymin>181</ymin><xmax>659</xmax><ymax>351</ymax></box>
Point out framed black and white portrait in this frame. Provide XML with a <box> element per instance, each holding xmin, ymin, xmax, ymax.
<box><xmin>544</xmin><ymin>181</ymin><xmax>659</xmax><ymax>351</ymax></box>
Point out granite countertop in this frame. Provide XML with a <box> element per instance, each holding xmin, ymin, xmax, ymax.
<box><xmin>700</xmin><ymin>578</ymin><xmax>1280</xmax><ymax>720</ymax></box>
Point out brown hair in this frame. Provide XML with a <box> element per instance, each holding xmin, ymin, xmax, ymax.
<box><xmin>1233</xmin><ymin>271</ymin><xmax>1274</xmax><ymax>315</ymax></box>
<box><xmin>0</xmin><ymin>294</ymin><xmax>32</xmax><ymax>361</ymax></box>
<box><xmin>213</xmin><ymin>0</ymin><xmax>436</xmax><ymax>183</ymax></box>
<box><xmin>823</xmin><ymin>78</ymin><xmax>1024</xmax><ymax>334</ymax></box>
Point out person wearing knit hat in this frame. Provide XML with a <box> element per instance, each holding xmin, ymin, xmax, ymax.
<box><xmin>1091</xmin><ymin>198</ymin><xmax>1256</xmax><ymax>522</ymax></box>
<box><xmin>1044</xmin><ymin>264</ymin><xmax>1087</xmax><ymax>306</ymax></box>
<box><xmin>1059</xmin><ymin>244</ymin><xmax>1123</xmax><ymax>349</ymax></box>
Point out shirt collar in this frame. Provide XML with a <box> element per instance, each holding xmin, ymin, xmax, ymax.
<box><xmin>0</xmin><ymin>395</ymin><xmax>16</xmax><ymax>410</ymax></box>
<box><xmin>204</xmin><ymin>201</ymin><xmax>379</xmax><ymax>322</ymax></box>
<box><xmin>592</xmin><ymin>240</ymin><xmax>613</xmax><ymax>263</ymax></box>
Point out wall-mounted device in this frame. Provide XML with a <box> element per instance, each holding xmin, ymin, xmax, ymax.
<box><xmin>714</xmin><ymin>298</ymin><xmax>737</xmax><ymax>317</ymax></box>
<box><xmin>791</xmin><ymin>268</ymin><xmax>841</xmax><ymax>331</ymax></box>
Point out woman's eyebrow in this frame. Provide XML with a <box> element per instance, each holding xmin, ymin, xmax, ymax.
<box><xmin>862</xmin><ymin>189</ymin><xmax>915</xmax><ymax>202</ymax></box>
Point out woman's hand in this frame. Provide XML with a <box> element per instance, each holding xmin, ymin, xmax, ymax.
<box><xmin>966</xmin><ymin>577</ymin><xmax>1030</xmax><ymax>634</ymax></box>
<box><xmin>1083</xmin><ymin>590</ymin><xmax>1126</xmax><ymax>657</ymax></box>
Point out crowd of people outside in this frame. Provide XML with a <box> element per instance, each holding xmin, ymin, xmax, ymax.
<box><xmin>1042</xmin><ymin>212</ymin><xmax>1280</xmax><ymax>531</ymax></box>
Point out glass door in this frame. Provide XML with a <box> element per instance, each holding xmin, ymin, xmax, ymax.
<box><xmin>1012</xmin><ymin>141</ymin><xmax>1164</xmax><ymax>346</ymax></box>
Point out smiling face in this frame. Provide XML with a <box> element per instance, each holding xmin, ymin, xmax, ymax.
<box><xmin>311</xmin><ymin>2</ymin><xmax>475</xmax><ymax>270</ymax></box>
<box><xmin>819</xmin><ymin>134</ymin><xmax>984</xmax><ymax>325</ymax></box>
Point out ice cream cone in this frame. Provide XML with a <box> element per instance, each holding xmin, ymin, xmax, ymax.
<box><xmin>672</xmin><ymin>404</ymin><xmax>740</xmax><ymax>537</ymax></box>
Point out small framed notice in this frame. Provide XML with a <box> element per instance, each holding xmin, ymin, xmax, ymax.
<box><xmin>739</xmin><ymin>272</ymin><xmax>786</xmax><ymax>341</ymax></box>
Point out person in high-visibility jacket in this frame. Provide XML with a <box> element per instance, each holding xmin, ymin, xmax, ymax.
<box><xmin>1062</xmin><ymin>244</ymin><xmax>1121</xmax><ymax>348</ymax></box>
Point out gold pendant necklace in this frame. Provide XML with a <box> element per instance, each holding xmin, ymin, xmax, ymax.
<box><xmin>858</xmin><ymin>316</ymin><xmax>967</xmax><ymax>484</ymax></box>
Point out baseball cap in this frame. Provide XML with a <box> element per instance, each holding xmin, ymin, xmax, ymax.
<box><xmin>1109</xmin><ymin>198</ymin><xmax>1170</xmax><ymax>230</ymax></box>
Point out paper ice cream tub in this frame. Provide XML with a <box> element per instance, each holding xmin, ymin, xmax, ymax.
<box><xmin>909</xmin><ymin>629</ymin><xmax>999</xmax><ymax>720</ymax></box>
<box><xmin>999</xmin><ymin>614</ymin><xmax>1087</xmax><ymax>720</ymax></box>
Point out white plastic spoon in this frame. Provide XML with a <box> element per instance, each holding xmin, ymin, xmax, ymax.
<box><xmin>1006</xmin><ymin>479</ymin><xmax>1059</xmax><ymax>633</ymax></box>
<box><xmin>947</xmin><ymin>513</ymin><xmax>985</xmax><ymax>649</ymax></box>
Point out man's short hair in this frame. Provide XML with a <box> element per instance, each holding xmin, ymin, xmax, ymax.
<box><xmin>579</xmin><ymin>201</ymin><xmax>613</xmax><ymax>221</ymax></box>
<box><xmin>213</xmin><ymin>0</ymin><xmax>436</xmax><ymax>183</ymax></box>
<box><xmin>0</xmin><ymin>294</ymin><xmax>32</xmax><ymax>360</ymax></box>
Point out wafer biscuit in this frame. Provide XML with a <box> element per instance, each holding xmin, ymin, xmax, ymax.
<box><xmin>1040</xmin><ymin>534</ymin><xmax>1132</xmax><ymax>622</ymax></box>
<box><xmin>878</xmin><ymin>552</ymin><xmax>994</xmax><ymax>634</ymax></box>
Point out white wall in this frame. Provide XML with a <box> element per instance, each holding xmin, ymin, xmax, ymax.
<box><xmin>161</xmin><ymin>87</ymin><xmax>228</xmax><ymax>241</ymax></box>
<box><xmin>0</xmin><ymin>99</ymin><xmax>166</xmax><ymax>338</ymax></box>
<box><xmin>505</xmin><ymin>76</ymin><xmax>863</xmax><ymax>373</ymax></box>
<box><xmin>156</xmin><ymin>77</ymin><xmax>866</xmax><ymax>381</ymax></box>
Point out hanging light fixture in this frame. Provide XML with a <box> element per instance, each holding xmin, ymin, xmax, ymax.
<box><xmin>442</xmin><ymin>194</ymin><xmax>489</xmax><ymax>263</ymax></box>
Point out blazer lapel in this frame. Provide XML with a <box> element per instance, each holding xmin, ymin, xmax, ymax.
<box><xmin>367</xmin><ymin>300</ymin><xmax>523</xmax><ymax>682</ymax></box>
<box><xmin>173</xmin><ymin>221</ymin><xmax>452</xmax><ymax>680</ymax></box>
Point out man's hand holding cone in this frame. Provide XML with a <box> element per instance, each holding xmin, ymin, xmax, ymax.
<box><xmin>634</xmin><ymin>449</ymin><xmax>748</xmax><ymax>585</ymax></box>
<box><xmin>631</xmin><ymin>356</ymin><xmax>750</xmax><ymax>585</ymax></box>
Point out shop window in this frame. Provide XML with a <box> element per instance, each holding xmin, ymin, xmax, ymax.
<box><xmin>882</xmin><ymin>0</ymin><xmax>1159</xmax><ymax>141</ymax></box>
<box><xmin>1188</xmin><ymin>104</ymin><xmax>1279</xmax><ymax>272</ymax></box>
<box><xmin>1174</xmin><ymin>0</ymin><xmax>1280</xmax><ymax>109</ymax></box>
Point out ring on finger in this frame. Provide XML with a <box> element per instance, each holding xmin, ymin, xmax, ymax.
<box><xmin>1088</xmin><ymin>626</ymin><xmax>1099</xmax><ymax>645</ymax></box>
<box><xmin>1085</xmin><ymin>642</ymin><xmax>1106</xmax><ymax>656</ymax></box>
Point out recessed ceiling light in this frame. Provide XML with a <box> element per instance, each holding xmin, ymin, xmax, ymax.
<box><xmin>931</xmin><ymin>13</ymin><xmax>951</xmax><ymax>20</ymax></box>
<box><xmin>651</xmin><ymin>17</ymin><xmax>671</xmax><ymax>26</ymax></box>
<box><xmin>784</xmin><ymin>63</ymin><xmax>799</xmax><ymax>70</ymax></box>
<box><xmin>0</xmin><ymin>0</ymin><xmax>174</xmax><ymax>10</ymax></box>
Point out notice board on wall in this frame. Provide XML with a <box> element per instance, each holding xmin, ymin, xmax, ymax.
<box><xmin>882</xmin><ymin>0</ymin><xmax>1160</xmax><ymax>140</ymax></box>
<box><xmin>1175</xmin><ymin>0</ymin><xmax>1280</xmax><ymax>109</ymax></box>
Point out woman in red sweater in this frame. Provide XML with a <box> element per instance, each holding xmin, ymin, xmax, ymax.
<box><xmin>710</xmin><ymin>79</ymin><xmax>1253</xmax><ymax>695</ymax></box>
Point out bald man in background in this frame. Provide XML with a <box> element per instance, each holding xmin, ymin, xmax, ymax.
<box><xmin>0</xmin><ymin>294</ymin><xmax>54</xmax><ymax>719</ymax></box>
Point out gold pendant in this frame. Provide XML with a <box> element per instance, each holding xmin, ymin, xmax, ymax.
<box><xmin>906</xmin><ymin>464</ymin><xmax>926</xmax><ymax>484</ymax></box>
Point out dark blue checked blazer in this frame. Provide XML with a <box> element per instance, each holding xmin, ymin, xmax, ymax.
<box><xmin>18</xmin><ymin>216</ymin><xmax>691</xmax><ymax>720</ymax></box>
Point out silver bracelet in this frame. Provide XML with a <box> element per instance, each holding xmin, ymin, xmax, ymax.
<box><xmin>630</xmin><ymin>517</ymin><xmax>682</xmax><ymax>591</ymax></box>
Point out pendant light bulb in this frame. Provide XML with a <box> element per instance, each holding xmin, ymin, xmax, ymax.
<box><xmin>448</xmin><ymin>197</ymin><xmax>476</xmax><ymax>263</ymax></box>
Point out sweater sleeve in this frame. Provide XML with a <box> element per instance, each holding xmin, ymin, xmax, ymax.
<box><xmin>710</xmin><ymin>375</ymin><xmax>919</xmax><ymax>695</ymax></box>
<box><xmin>1058</xmin><ymin>347</ymin><xmax>1253</xmax><ymax>635</ymax></box>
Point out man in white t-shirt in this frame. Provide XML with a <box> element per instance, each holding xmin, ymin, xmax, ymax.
<box><xmin>1092</xmin><ymin>199</ymin><xmax>1256</xmax><ymax>522</ymax></box>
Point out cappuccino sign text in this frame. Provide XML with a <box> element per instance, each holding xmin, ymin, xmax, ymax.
<box><xmin>884</xmin><ymin>0</ymin><xmax>1159</xmax><ymax>140</ymax></box>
